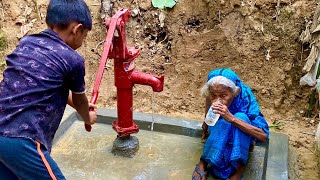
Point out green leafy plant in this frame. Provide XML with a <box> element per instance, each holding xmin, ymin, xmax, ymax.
<box><xmin>306</xmin><ymin>63</ymin><xmax>320</xmax><ymax>118</ymax></box>
<box><xmin>152</xmin><ymin>0</ymin><xmax>176</xmax><ymax>9</ymax></box>
<box><xmin>0</xmin><ymin>30</ymin><xmax>7</xmax><ymax>51</ymax></box>
<box><xmin>306</xmin><ymin>89</ymin><xmax>317</xmax><ymax>117</ymax></box>
<box><xmin>0</xmin><ymin>59</ymin><xmax>5</xmax><ymax>66</ymax></box>
<box><xmin>269</xmin><ymin>120</ymin><xmax>284</xmax><ymax>131</ymax></box>
<box><xmin>0</xmin><ymin>57</ymin><xmax>6</xmax><ymax>70</ymax></box>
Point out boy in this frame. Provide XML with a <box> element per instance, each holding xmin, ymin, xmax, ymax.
<box><xmin>0</xmin><ymin>0</ymin><xmax>97</xmax><ymax>179</ymax></box>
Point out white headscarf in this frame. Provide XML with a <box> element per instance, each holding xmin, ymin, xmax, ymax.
<box><xmin>201</xmin><ymin>76</ymin><xmax>240</xmax><ymax>97</ymax></box>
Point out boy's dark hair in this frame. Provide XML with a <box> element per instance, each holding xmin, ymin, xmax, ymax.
<box><xmin>46</xmin><ymin>0</ymin><xmax>92</xmax><ymax>30</ymax></box>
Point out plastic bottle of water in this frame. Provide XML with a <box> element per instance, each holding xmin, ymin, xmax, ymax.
<box><xmin>205</xmin><ymin>107</ymin><xmax>220</xmax><ymax>126</ymax></box>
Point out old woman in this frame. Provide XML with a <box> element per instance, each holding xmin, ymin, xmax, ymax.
<box><xmin>192</xmin><ymin>68</ymin><xmax>269</xmax><ymax>180</ymax></box>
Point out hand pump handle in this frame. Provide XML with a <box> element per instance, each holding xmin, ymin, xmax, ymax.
<box><xmin>84</xmin><ymin>9</ymin><xmax>130</xmax><ymax>132</ymax></box>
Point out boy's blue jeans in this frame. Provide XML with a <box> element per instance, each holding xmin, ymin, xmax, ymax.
<box><xmin>0</xmin><ymin>136</ymin><xmax>65</xmax><ymax>180</ymax></box>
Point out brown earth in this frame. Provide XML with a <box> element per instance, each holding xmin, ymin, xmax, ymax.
<box><xmin>0</xmin><ymin>0</ymin><xmax>319</xmax><ymax>179</ymax></box>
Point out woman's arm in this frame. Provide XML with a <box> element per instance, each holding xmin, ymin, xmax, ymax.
<box><xmin>229</xmin><ymin>116</ymin><xmax>267</xmax><ymax>142</ymax></box>
<box><xmin>201</xmin><ymin>97</ymin><xmax>211</xmax><ymax>141</ymax></box>
<box><xmin>213</xmin><ymin>102</ymin><xmax>267</xmax><ymax>142</ymax></box>
<box><xmin>203</xmin><ymin>98</ymin><xmax>211</xmax><ymax>125</ymax></box>
<box><xmin>205</xmin><ymin>97</ymin><xmax>211</xmax><ymax>115</ymax></box>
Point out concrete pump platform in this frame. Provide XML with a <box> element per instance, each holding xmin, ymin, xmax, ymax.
<box><xmin>51</xmin><ymin>107</ymin><xmax>288</xmax><ymax>180</ymax></box>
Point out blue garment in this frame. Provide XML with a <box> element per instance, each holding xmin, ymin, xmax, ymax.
<box><xmin>0</xmin><ymin>29</ymin><xmax>85</xmax><ymax>152</ymax></box>
<box><xmin>0</xmin><ymin>136</ymin><xmax>66</xmax><ymax>179</ymax></box>
<box><xmin>201</xmin><ymin>68</ymin><xmax>269</xmax><ymax>179</ymax></box>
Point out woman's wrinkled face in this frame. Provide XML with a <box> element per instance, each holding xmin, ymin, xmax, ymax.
<box><xmin>208</xmin><ymin>84</ymin><xmax>234</xmax><ymax>107</ymax></box>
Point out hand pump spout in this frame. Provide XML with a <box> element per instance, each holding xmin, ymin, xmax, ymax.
<box><xmin>130</xmin><ymin>71</ymin><xmax>164</xmax><ymax>92</ymax></box>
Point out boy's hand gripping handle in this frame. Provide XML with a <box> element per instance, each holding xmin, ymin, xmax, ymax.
<box><xmin>84</xmin><ymin>107</ymin><xmax>94</xmax><ymax>132</ymax></box>
<box><xmin>84</xmin><ymin>92</ymin><xmax>98</xmax><ymax>132</ymax></box>
<box><xmin>85</xmin><ymin>122</ymin><xmax>92</xmax><ymax>132</ymax></box>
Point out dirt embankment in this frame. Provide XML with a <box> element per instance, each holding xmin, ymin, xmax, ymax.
<box><xmin>0</xmin><ymin>0</ymin><xmax>319</xmax><ymax>179</ymax></box>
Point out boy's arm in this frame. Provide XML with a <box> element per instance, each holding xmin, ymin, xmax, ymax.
<box><xmin>67</xmin><ymin>92</ymin><xmax>75</xmax><ymax>108</ymax></box>
<box><xmin>70</xmin><ymin>92</ymin><xmax>96</xmax><ymax>125</ymax></box>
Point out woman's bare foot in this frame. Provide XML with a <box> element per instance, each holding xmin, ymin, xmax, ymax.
<box><xmin>229</xmin><ymin>163</ymin><xmax>244</xmax><ymax>180</ymax></box>
<box><xmin>192</xmin><ymin>161</ymin><xmax>207</xmax><ymax>180</ymax></box>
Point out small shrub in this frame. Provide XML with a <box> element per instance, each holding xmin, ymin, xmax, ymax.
<box><xmin>0</xmin><ymin>30</ymin><xmax>7</xmax><ymax>51</ymax></box>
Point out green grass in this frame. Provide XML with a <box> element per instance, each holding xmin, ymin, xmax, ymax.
<box><xmin>0</xmin><ymin>30</ymin><xmax>7</xmax><ymax>51</ymax></box>
<box><xmin>0</xmin><ymin>30</ymin><xmax>7</xmax><ymax>71</ymax></box>
<box><xmin>0</xmin><ymin>59</ymin><xmax>5</xmax><ymax>66</ymax></box>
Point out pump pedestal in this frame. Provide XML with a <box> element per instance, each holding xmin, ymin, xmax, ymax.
<box><xmin>111</xmin><ymin>135</ymin><xmax>139</xmax><ymax>158</ymax></box>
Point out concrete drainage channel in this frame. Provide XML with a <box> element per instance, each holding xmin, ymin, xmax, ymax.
<box><xmin>52</xmin><ymin>108</ymin><xmax>288</xmax><ymax>180</ymax></box>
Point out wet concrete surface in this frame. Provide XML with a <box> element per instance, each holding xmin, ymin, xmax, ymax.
<box><xmin>52</xmin><ymin>121</ymin><xmax>203</xmax><ymax>180</ymax></box>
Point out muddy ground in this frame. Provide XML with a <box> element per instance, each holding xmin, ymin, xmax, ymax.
<box><xmin>0</xmin><ymin>0</ymin><xmax>319</xmax><ymax>179</ymax></box>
